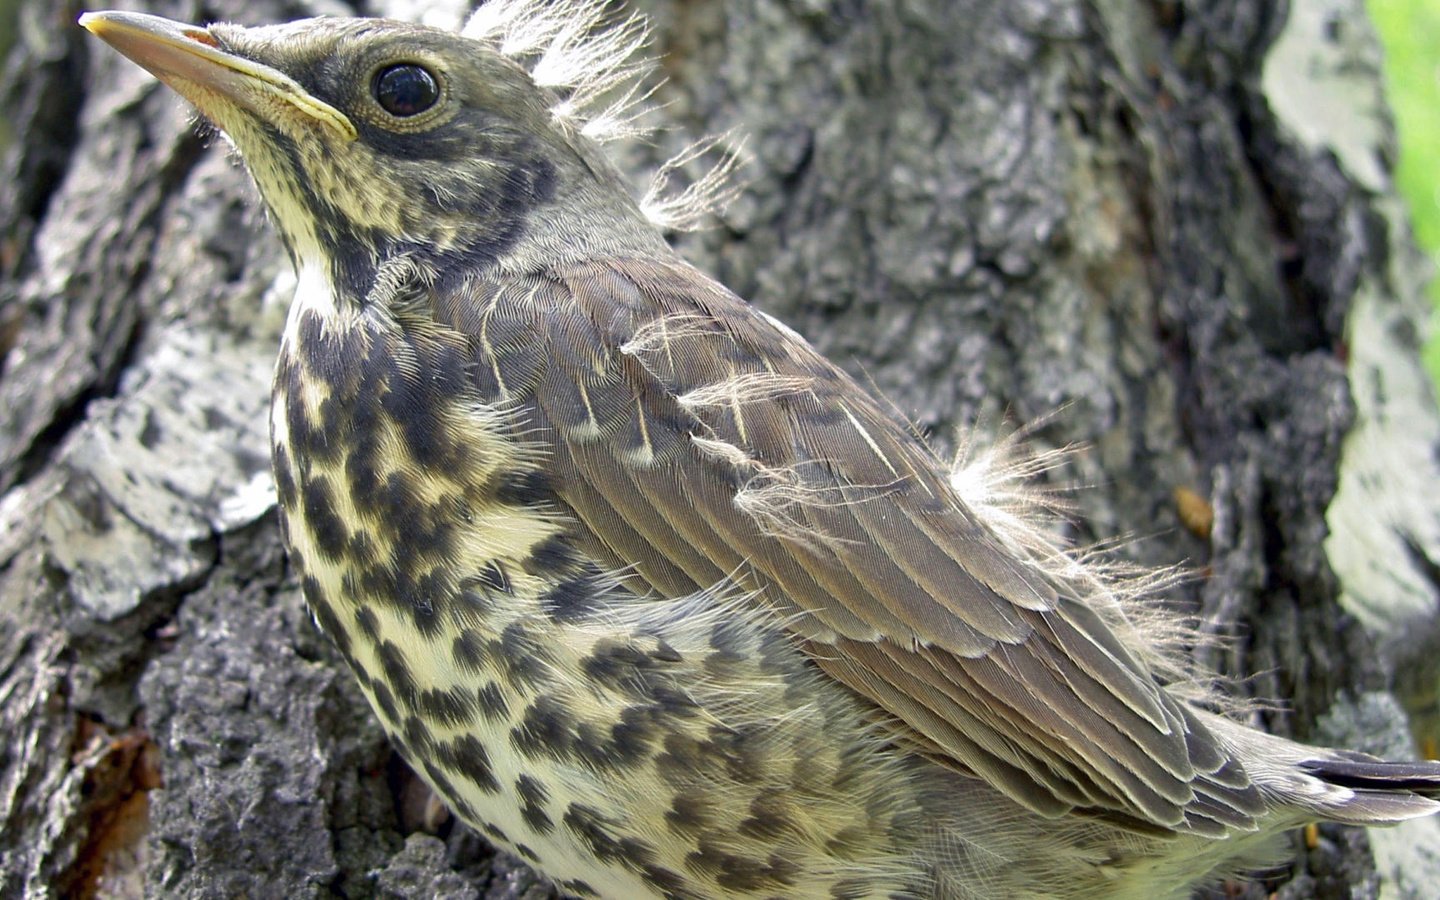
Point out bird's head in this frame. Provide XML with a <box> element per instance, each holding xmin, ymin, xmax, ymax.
<box><xmin>81</xmin><ymin>10</ymin><xmax>665</xmax><ymax>302</ymax></box>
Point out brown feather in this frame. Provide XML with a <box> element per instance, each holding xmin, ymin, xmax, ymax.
<box><xmin>451</xmin><ymin>253</ymin><xmax>1263</xmax><ymax>832</ymax></box>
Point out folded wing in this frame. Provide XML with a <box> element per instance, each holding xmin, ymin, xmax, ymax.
<box><xmin>445</xmin><ymin>255</ymin><xmax>1265</xmax><ymax>834</ymax></box>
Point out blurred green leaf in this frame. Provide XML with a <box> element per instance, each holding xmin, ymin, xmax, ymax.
<box><xmin>1369</xmin><ymin>0</ymin><xmax>1440</xmax><ymax>388</ymax></box>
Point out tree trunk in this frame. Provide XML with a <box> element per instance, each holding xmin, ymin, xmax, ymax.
<box><xmin>3</xmin><ymin>0</ymin><xmax>1438</xmax><ymax>897</ymax></box>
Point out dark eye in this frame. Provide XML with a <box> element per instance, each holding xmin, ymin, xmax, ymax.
<box><xmin>373</xmin><ymin>64</ymin><xmax>439</xmax><ymax>117</ymax></box>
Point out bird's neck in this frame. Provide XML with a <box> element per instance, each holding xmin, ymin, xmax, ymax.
<box><xmin>284</xmin><ymin>184</ymin><xmax>670</xmax><ymax>316</ymax></box>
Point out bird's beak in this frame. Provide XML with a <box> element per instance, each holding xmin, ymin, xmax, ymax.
<box><xmin>80</xmin><ymin>10</ymin><xmax>357</xmax><ymax>142</ymax></box>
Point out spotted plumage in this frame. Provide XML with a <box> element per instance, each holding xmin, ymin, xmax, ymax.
<box><xmin>82</xmin><ymin>3</ymin><xmax>1440</xmax><ymax>899</ymax></box>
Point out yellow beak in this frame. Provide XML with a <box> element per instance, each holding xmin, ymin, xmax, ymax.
<box><xmin>80</xmin><ymin>10</ymin><xmax>356</xmax><ymax>142</ymax></box>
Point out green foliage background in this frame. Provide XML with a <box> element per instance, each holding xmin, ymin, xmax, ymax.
<box><xmin>1370</xmin><ymin>0</ymin><xmax>1440</xmax><ymax>390</ymax></box>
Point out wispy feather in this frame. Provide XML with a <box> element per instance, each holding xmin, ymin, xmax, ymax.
<box><xmin>462</xmin><ymin>0</ymin><xmax>658</xmax><ymax>143</ymax></box>
<box><xmin>460</xmin><ymin>0</ymin><xmax>745</xmax><ymax>227</ymax></box>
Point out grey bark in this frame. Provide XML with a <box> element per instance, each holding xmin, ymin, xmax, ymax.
<box><xmin>2</xmin><ymin>0</ymin><xmax>1438</xmax><ymax>898</ymax></box>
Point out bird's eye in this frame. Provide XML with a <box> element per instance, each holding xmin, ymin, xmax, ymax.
<box><xmin>373</xmin><ymin>64</ymin><xmax>439</xmax><ymax>117</ymax></box>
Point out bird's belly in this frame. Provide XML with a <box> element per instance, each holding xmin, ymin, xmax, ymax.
<box><xmin>275</xmin><ymin>475</ymin><xmax>923</xmax><ymax>898</ymax></box>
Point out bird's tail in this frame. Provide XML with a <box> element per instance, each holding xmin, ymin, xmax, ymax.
<box><xmin>1204</xmin><ymin>713</ymin><xmax>1440</xmax><ymax>825</ymax></box>
<box><xmin>1292</xmin><ymin>752</ymin><xmax>1440</xmax><ymax>824</ymax></box>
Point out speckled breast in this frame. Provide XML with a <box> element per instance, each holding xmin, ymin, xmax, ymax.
<box><xmin>266</xmin><ymin>291</ymin><xmax>928</xmax><ymax>899</ymax></box>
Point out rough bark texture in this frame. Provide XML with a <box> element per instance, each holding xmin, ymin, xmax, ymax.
<box><xmin>3</xmin><ymin>0</ymin><xmax>1438</xmax><ymax>897</ymax></box>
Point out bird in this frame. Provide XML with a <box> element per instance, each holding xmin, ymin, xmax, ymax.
<box><xmin>81</xmin><ymin>3</ymin><xmax>1440</xmax><ymax>898</ymax></box>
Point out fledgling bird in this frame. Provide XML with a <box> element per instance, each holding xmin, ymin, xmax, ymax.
<box><xmin>81</xmin><ymin>3</ymin><xmax>1440</xmax><ymax>898</ymax></box>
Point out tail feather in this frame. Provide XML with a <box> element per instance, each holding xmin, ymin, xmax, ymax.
<box><xmin>1203</xmin><ymin>712</ymin><xmax>1440</xmax><ymax>825</ymax></box>
<box><xmin>1296</xmin><ymin>755</ymin><xmax>1440</xmax><ymax>822</ymax></box>
<box><xmin>1301</xmin><ymin>755</ymin><xmax>1440</xmax><ymax>795</ymax></box>
<box><xmin>1283</xmin><ymin>754</ymin><xmax>1440</xmax><ymax>823</ymax></box>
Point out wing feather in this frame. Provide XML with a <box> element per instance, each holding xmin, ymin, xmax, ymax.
<box><xmin>449</xmin><ymin>256</ymin><xmax>1265</xmax><ymax>832</ymax></box>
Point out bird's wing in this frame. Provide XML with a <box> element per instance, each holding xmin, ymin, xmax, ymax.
<box><xmin>452</xmin><ymin>255</ymin><xmax>1263</xmax><ymax>833</ymax></box>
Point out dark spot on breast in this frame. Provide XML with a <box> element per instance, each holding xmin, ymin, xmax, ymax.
<box><xmin>562</xmin><ymin>804</ymin><xmax>624</xmax><ymax>864</ymax></box>
<box><xmin>452</xmin><ymin>631</ymin><xmax>487</xmax><ymax>672</ymax></box>
<box><xmin>278</xmin><ymin>353</ymin><xmax>305</xmax><ymax>396</ymax></box>
<box><xmin>641</xmin><ymin>865</ymin><xmax>689</xmax><ymax>895</ymax></box>
<box><xmin>450</xmin><ymin>797</ymin><xmax>479</xmax><ymax>825</ymax></box>
<box><xmin>347</xmin><ymin>530</ymin><xmax>378</xmax><ymax>565</ymax></box>
<box><xmin>474</xmin><ymin>560</ymin><xmax>511</xmax><ymax>594</ymax></box>
<box><xmin>381</xmin><ymin>377</ymin><xmax>456</xmax><ymax>470</ymax></box>
<box><xmin>359</xmin><ymin>332</ymin><xmax>403</xmax><ymax>395</ymax></box>
<box><xmin>482</xmin><ymin>822</ymin><xmax>509</xmax><ymax>843</ymax></box>
<box><xmin>705</xmin><ymin>648</ymin><xmax>748</xmax><ymax>676</ymax></box>
<box><xmin>572</xmin><ymin>723</ymin><xmax>612</xmax><ymax>772</ymax></box>
<box><xmin>377</xmin><ymin>640</ymin><xmax>417</xmax><ymax>708</ymax></box>
<box><xmin>510</xmin><ymin>696</ymin><xmax>573</xmax><ymax>760</ymax></box>
<box><xmin>758</xmin><ymin>631</ymin><xmax>796</xmax><ymax>675</ymax></box>
<box><xmin>476</xmin><ymin>682</ymin><xmax>509</xmax><ymax>722</ymax></box>
<box><xmin>709</xmin><ymin>618</ymin><xmax>747</xmax><ymax>659</ymax></box>
<box><xmin>307</xmin><ymin>590</ymin><xmax>345</xmax><ymax>643</ymax></box>
<box><xmin>296</xmin><ymin>307</ymin><xmax>365</xmax><ymax>394</ymax></box>
<box><xmin>418</xmin><ymin>686</ymin><xmax>477</xmax><ymax>727</ymax></box>
<box><xmin>738</xmin><ymin>795</ymin><xmax>796</xmax><ymax>841</ymax></box>
<box><xmin>580</xmin><ymin>640</ymin><xmax>662</xmax><ymax>694</ymax></box>
<box><xmin>665</xmin><ymin>795</ymin><xmax>710</xmax><ymax>835</ymax></box>
<box><xmin>349</xmin><ymin>666</ymin><xmax>372</xmax><ymax>691</ymax></box>
<box><xmin>541</xmin><ymin>575</ymin><xmax>601</xmax><ymax>623</ymax></box>
<box><xmin>513</xmin><ymin>843</ymin><xmax>541</xmax><ymax>864</ymax></box>
<box><xmin>830</xmin><ymin>879</ymin><xmax>872</xmax><ymax>899</ymax></box>
<box><xmin>273</xmin><ymin>445</ymin><xmax>298</xmax><ymax>510</ymax></box>
<box><xmin>440</xmin><ymin>735</ymin><xmax>500</xmax><ymax>795</ymax></box>
<box><xmin>708</xmin><ymin>725</ymin><xmax>764</xmax><ymax>785</ymax></box>
<box><xmin>500</xmin><ymin>622</ymin><xmax>553</xmax><ymax>690</ymax></box>
<box><xmin>525</xmin><ymin>534</ymin><xmax>579</xmax><ymax>575</ymax></box>
<box><xmin>655</xmin><ymin>734</ymin><xmax>705</xmax><ymax>786</ymax></box>
<box><xmin>370</xmin><ymin>681</ymin><xmax>399</xmax><ymax>722</ymax></box>
<box><xmin>285</xmin><ymin>379</ymin><xmax>338</xmax><ymax>465</ymax></box>
<box><xmin>515</xmin><ymin>774</ymin><xmax>548</xmax><ymax>806</ymax></box>
<box><xmin>302</xmin><ymin>476</ymin><xmax>348</xmax><ymax>560</ymax></box>
<box><xmin>400</xmin><ymin>714</ymin><xmax>434</xmax><ymax>755</ymax></box>
<box><xmin>560</xmin><ymin>879</ymin><xmax>599</xmax><ymax>899</ymax></box>
<box><xmin>763</xmin><ymin>855</ymin><xmax>801</xmax><ymax>888</ymax></box>
<box><xmin>354</xmin><ymin>606</ymin><xmax>380</xmax><ymax>641</ymax></box>
<box><xmin>653</xmin><ymin>685</ymin><xmax>700</xmax><ymax>718</ymax></box>
<box><xmin>656</xmin><ymin>728</ymin><xmax>754</xmax><ymax>789</ymax></box>
<box><xmin>407</xmin><ymin>571</ymin><xmax>445</xmax><ymax>638</ymax></box>
<box><xmin>686</xmin><ymin>837</ymin><xmax>790</xmax><ymax>892</ymax></box>
<box><xmin>344</xmin><ymin>442</ymin><xmax>383</xmax><ymax>507</ymax></box>
<box><xmin>299</xmin><ymin>572</ymin><xmax>328</xmax><ymax>608</ymax></box>
<box><xmin>359</xmin><ymin>561</ymin><xmax>399</xmax><ymax>604</ymax></box>
<box><xmin>618</xmin><ymin>836</ymin><xmax>656</xmax><ymax>869</ymax></box>
<box><xmin>516</xmin><ymin>775</ymin><xmax>554</xmax><ymax>835</ymax></box>
<box><xmin>572</xmin><ymin>705</ymin><xmax>655</xmax><ymax>773</ymax></box>
<box><xmin>612</xmin><ymin>705</ymin><xmax>659</xmax><ymax>761</ymax></box>
<box><xmin>495</xmin><ymin>469</ymin><xmax>552</xmax><ymax>507</ymax></box>
<box><xmin>376</xmin><ymin>471</ymin><xmax>430</xmax><ymax>543</ymax></box>
<box><xmin>317</xmin><ymin>395</ymin><xmax>349</xmax><ymax>443</ymax></box>
<box><xmin>383</xmin><ymin>565</ymin><xmax>449</xmax><ymax>630</ymax></box>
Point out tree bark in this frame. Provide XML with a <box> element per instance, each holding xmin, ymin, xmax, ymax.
<box><xmin>3</xmin><ymin>0</ymin><xmax>1438</xmax><ymax>897</ymax></box>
